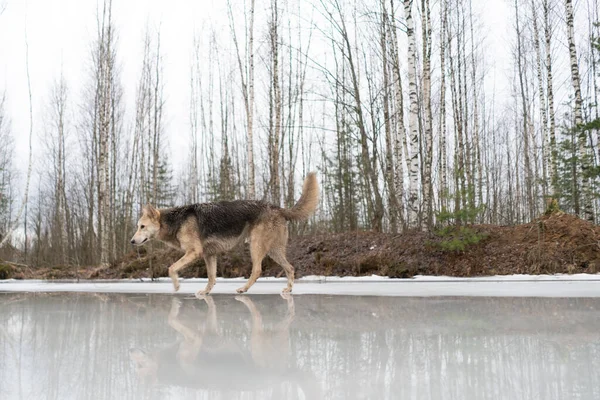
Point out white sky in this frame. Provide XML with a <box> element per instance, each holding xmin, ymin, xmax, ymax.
<box><xmin>0</xmin><ymin>0</ymin><xmax>230</xmax><ymax>174</ymax></box>
<box><xmin>0</xmin><ymin>0</ymin><xmax>517</xmax><ymax>182</ymax></box>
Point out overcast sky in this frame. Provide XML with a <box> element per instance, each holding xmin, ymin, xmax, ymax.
<box><xmin>1</xmin><ymin>0</ymin><xmax>515</xmax><ymax>179</ymax></box>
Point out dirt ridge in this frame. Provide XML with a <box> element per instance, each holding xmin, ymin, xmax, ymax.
<box><xmin>2</xmin><ymin>213</ymin><xmax>599</xmax><ymax>280</ymax></box>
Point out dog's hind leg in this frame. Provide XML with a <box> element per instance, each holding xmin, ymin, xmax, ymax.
<box><xmin>236</xmin><ymin>226</ymin><xmax>271</xmax><ymax>294</ymax></box>
<box><xmin>236</xmin><ymin>246</ymin><xmax>265</xmax><ymax>294</ymax></box>
<box><xmin>168</xmin><ymin>250</ymin><xmax>201</xmax><ymax>292</ymax></box>
<box><xmin>269</xmin><ymin>248</ymin><xmax>295</xmax><ymax>294</ymax></box>
<box><xmin>268</xmin><ymin>224</ymin><xmax>294</xmax><ymax>293</ymax></box>
<box><xmin>196</xmin><ymin>255</ymin><xmax>217</xmax><ymax>296</ymax></box>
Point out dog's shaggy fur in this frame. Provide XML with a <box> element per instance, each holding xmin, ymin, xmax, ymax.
<box><xmin>131</xmin><ymin>173</ymin><xmax>319</xmax><ymax>295</ymax></box>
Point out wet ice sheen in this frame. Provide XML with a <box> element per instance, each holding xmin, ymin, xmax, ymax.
<box><xmin>0</xmin><ymin>293</ymin><xmax>599</xmax><ymax>400</ymax></box>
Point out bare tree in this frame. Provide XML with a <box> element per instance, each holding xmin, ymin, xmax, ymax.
<box><xmin>87</xmin><ymin>0</ymin><xmax>123</xmax><ymax>265</ymax></box>
<box><xmin>565</xmin><ymin>0</ymin><xmax>593</xmax><ymax>220</ymax></box>
<box><xmin>439</xmin><ymin>0</ymin><xmax>449</xmax><ymax>213</ymax></box>
<box><xmin>44</xmin><ymin>74</ymin><xmax>70</xmax><ymax>265</ymax></box>
<box><xmin>215</xmin><ymin>35</ymin><xmax>235</xmax><ymax>200</ymax></box>
<box><xmin>228</xmin><ymin>0</ymin><xmax>256</xmax><ymax>198</ymax></box>
<box><xmin>404</xmin><ymin>0</ymin><xmax>420</xmax><ymax>228</ymax></box>
<box><xmin>447</xmin><ymin>2</ymin><xmax>467</xmax><ymax>221</ymax></box>
<box><xmin>0</xmin><ymin>93</ymin><xmax>15</xmax><ymax>244</ymax></box>
<box><xmin>544</xmin><ymin>0</ymin><xmax>558</xmax><ymax>193</ymax></box>
<box><xmin>468</xmin><ymin>0</ymin><xmax>483</xmax><ymax>219</ymax></box>
<box><xmin>96</xmin><ymin>0</ymin><xmax>113</xmax><ymax>265</ymax></box>
<box><xmin>186</xmin><ymin>36</ymin><xmax>201</xmax><ymax>204</ymax></box>
<box><xmin>133</xmin><ymin>26</ymin><xmax>168</xmax><ymax>207</ymax></box>
<box><xmin>341</xmin><ymin>0</ymin><xmax>384</xmax><ymax>230</ymax></box>
<box><xmin>421</xmin><ymin>0</ymin><xmax>433</xmax><ymax>228</ymax></box>
<box><xmin>387</xmin><ymin>0</ymin><xmax>407</xmax><ymax>229</ymax></box>
<box><xmin>0</xmin><ymin>21</ymin><xmax>34</xmax><ymax>250</ymax></box>
<box><xmin>380</xmin><ymin>0</ymin><xmax>399</xmax><ymax>233</ymax></box>
<box><xmin>268</xmin><ymin>0</ymin><xmax>282</xmax><ymax>205</ymax></box>
<box><xmin>514</xmin><ymin>0</ymin><xmax>535</xmax><ymax>221</ymax></box>
<box><xmin>530</xmin><ymin>0</ymin><xmax>550</xmax><ymax>198</ymax></box>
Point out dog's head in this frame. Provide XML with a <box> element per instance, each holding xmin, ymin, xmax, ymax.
<box><xmin>130</xmin><ymin>205</ymin><xmax>161</xmax><ymax>246</ymax></box>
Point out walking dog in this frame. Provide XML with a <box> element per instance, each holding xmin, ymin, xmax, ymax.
<box><xmin>130</xmin><ymin>173</ymin><xmax>318</xmax><ymax>295</ymax></box>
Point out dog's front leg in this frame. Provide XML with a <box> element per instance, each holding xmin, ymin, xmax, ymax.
<box><xmin>168</xmin><ymin>250</ymin><xmax>201</xmax><ymax>292</ymax></box>
<box><xmin>196</xmin><ymin>255</ymin><xmax>217</xmax><ymax>296</ymax></box>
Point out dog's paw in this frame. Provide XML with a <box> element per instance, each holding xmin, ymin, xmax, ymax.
<box><xmin>236</xmin><ymin>287</ymin><xmax>247</xmax><ymax>294</ymax></box>
<box><xmin>195</xmin><ymin>289</ymin><xmax>211</xmax><ymax>298</ymax></box>
<box><xmin>173</xmin><ymin>282</ymin><xmax>180</xmax><ymax>292</ymax></box>
<box><xmin>280</xmin><ymin>291</ymin><xmax>292</xmax><ymax>300</ymax></box>
<box><xmin>282</xmin><ymin>287</ymin><xmax>292</xmax><ymax>294</ymax></box>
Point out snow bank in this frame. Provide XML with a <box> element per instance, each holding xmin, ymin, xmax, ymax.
<box><xmin>1</xmin><ymin>274</ymin><xmax>600</xmax><ymax>297</ymax></box>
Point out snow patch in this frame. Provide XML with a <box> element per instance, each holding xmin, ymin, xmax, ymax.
<box><xmin>1</xmin><ymin>273</ymin><xmax>600</xmax><ymax>297</ymax></box>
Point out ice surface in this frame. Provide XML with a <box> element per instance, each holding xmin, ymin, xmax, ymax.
<box><xmin>1</xmin><ymin>292</ymin><xmax>599</xmax><ymax>400</ymax></box>
<box><xmin>2</xmin><ymin>273</ymin><xmax>600</xmax><ymax>297</ymax></box>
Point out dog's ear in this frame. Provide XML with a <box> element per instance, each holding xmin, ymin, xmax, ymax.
<box><xmin>143</xmin><ymin>204</ymin><xmax>160</xmax><ymax>221</ymax></box>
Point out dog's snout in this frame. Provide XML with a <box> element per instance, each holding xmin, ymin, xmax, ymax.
<box><xmin>130</xmin><ymin>239</ymin><xmax>135</xmax><ymax>245</ymax></box>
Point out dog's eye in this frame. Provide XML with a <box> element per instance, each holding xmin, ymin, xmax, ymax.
<box><xmin>140</xmin><ymin>225</ymin><xmax>145</xmax><ymax>229</ymax></box>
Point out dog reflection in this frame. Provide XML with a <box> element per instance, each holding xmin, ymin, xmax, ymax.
<box><xmin>130</xmin><ymin>295</ymin><xmax>318</xmax><ymax>397</ymax></box>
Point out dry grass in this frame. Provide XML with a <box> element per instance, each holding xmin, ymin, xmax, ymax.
<box><xmin>5</xmin><ymin>213</ymin><xmax>600</xmax><ymax>280</ymax></box>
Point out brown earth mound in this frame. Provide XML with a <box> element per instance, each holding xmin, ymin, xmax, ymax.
<box><xmin>3</xmin><ymin>213</ymin><xmax>600</xmax><ymax>280</ymax></box>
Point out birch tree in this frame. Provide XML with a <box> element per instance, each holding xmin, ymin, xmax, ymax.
<box><xmin>268</xmin><ymin>0</ymin><xmax>282</xmax><ymax>205</ymax></box>
<box><xmin>421</xmin><ymin>0</ymin><xmax>433</xmax><ymax>228</ymax></box>
<box><xmin>387</xmin><ymin>0</ymin><xmax>407</xmax><ymax>229</ymax></box>
<box><xmin>88</xmin><ymin>0</ymin><xmax>123</xmax><ymax>265</ymax></box>
<box><xmin>45</xmin><ymin>75</ymin><xmax>70</xmax><ymax>265</ymax></box>
<box><xmin>468</xmin><ymin>0</ymin><xmax>483</xmax><ymax>219</ymax></box>
<box><xmin>380</xmin><ymin>0</ymin><xmax>399</xmax><ymax>232</ymax></box>
<box><xmin>514</xmin><ymin>0</ymin><xmax>535</xmax><ymax>221</ymax></box>
<box><xmin>544</xmin><ymin>0</ymin><xmax>558</xmax><ymax>193</ymax></box>
<box><xmin>404</xmin><ymin>0</ymin><xmax>420</xmax><ymax>228</ymax></box>
<box><xmin>0</xmin><ymin>22</ymin><xmax>34</xmax><ymax>251</ymax></box>
<box><xmin>439</xmin><ymin>0</ymin><xmax>449</xmax><ymax>213</ymax></box>
<box><xmin>530</xmin><ymin>0</ymin><xmax>550</xmax><ymax>197</ymax></box>
<box><xmin>565</xmin><ymin>0</ymin><xmax>593</xmax><ymax>221</ymax></box>
<box><xmin>228</xmin><ymin>0</ymin><xmax>256</xmax><ymax>198</ymax></box>
<box><xmin>0</xmin><ymin>93</ymin><xmax>14</xmax><ymax>243</ymax></box>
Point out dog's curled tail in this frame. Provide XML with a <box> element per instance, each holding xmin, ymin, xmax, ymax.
<box><xmin>281</xmin><ymin>172</ymin><xmax>319</xmax><ymax>221</ymax></box>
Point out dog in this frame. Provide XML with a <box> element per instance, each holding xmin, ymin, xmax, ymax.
<box><xmin>130</xmin><ymin>172</ymin><xmax>318</xmax><ymax>295</ymax></box>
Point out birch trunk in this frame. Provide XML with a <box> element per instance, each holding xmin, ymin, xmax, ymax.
<box><xmin>468</xmin><ymin>0</ymin><xmax>482</xmax><ymax>220</ymax></box>
<box><xmin>543</xmin><ymin>0</ymin><xmax>558</xmax><ymax>193</ymax></box>
<box><xmin>387</xmin><ymin>0</ymin><xmax>406</xmax><ymax>229</ymax></box>
<box><xmin>228</xmin><ymin>0</ymin><xmax>255</xmax><ymax>198</ymax></box>
<box><xmin>381</xmin><ymin>0</ymin><xmax>398</xmax><ymax>233</ymax></box>
<box><xmin>421</xmin><ymin>0</ymin><xmax>433</xmax><ymax>228</ymax></box>
<box><xmin>514</xmin><ymin>0</ymin><xmax>534</xmax><ymax>221</ymax></box>
<box><xmin>565</xmin><ymin>0</ymin><xmax>593</xmax><ymax>220</ymax></box>
<box><xmin>247</xmin><ymin>0</ymin><xmax>256</xmax><ymax>199</ymax></box>
<box><xmin>531</xmin><ymin>0</ymin><xmax>550</xmax><ymax>197</ymax></box>
<box><xmin>97</xmin><ymin>0</ymin><xmax>112</xmax><ymax>265</ymax></box>
<box><xmin>404</xmin><ymin>0</ymin><xmax>420</xmax><ymax>228</ymax></box>
<box><xmin>269</xmin><ymin>0</ymin><xmax>281</xmax><ymax>205</ymax></box>
<box><xmin>439</xmin><ymin>0</ymin><xmax>448</xmax><ymax>213</ymax></box>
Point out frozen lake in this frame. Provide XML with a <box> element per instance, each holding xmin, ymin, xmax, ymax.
<box><xmin>1</xmin><ymin>286</ymin><xmax>600</xmax><ymax>399</ymax></box>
